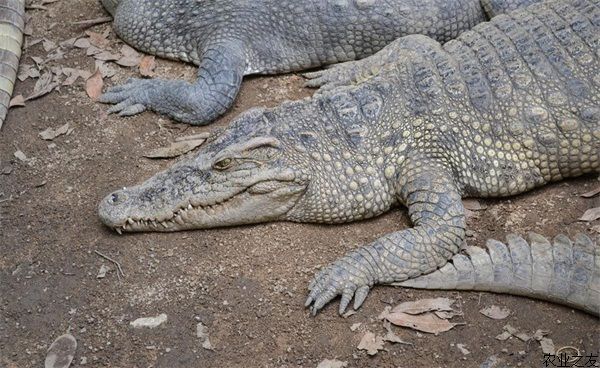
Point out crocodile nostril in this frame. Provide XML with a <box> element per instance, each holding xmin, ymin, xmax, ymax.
<box><xmin>110</xmin><ymin>193</ymin><xmax>119</xmax><ymax>204</ymax></box>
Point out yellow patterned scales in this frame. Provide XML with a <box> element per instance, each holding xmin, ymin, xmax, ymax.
<box><xmin>0</xmin><ymin>0</ymin><xmax>24</xmax><ymax>130</ymax></box>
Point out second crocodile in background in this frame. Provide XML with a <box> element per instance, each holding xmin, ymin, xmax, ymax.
<box><xmin>99</xmin><ymin>0</ymin><xmax>599</xmax><ymax>315</ymax></box>
<box><xmin>98</xmin><ymin>0</ymin><xmax>537</xmax><ymax>125</ymax></box>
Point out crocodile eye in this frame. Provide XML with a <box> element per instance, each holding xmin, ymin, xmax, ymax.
<box><xmin>213</xmin><ymin>158</ymin><xmax>233</xmax><ymax>170</ymax></box>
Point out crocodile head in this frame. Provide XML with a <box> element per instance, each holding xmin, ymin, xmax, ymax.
<box><xmin>99</xmin><ymin>90</ymin><xmax>395</xmax><ymax>233</ymax></box>
<box><xmin>98</xmin><ymin>107</ymin><xmax>316</xmax><ymax>232</ymax></box>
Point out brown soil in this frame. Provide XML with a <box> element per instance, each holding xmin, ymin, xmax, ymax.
<box><xmin>0</xmin><ymin>1</ymin><xmax>598</xmax><ymax>367</ymax></box>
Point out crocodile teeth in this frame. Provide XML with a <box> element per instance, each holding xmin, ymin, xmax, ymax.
<box><xmin>161</xmin><ymin>221</ymin><xmax>168</xmax><ymax>228</ymax></box>
<box><xmin>188</xmin><ymin>204</ymin><xmax>193</xmax><ymax>210</ymax></box>
<box><xmin>127</xmin><ymin>218</ymin><xmax>134</xmax><ymax>225</ymax></box>
<box><xmin>175</xmin><ymin>216</ymin><xmax>184</xmax><ymax>225</ymax></box>
<box><xmin>115</xmin><ymin>227</ymin><xmax>122</xmax><ymax>235</ymax></box>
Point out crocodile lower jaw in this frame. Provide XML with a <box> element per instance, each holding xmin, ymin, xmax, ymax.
<box><xmin>112</xmin><ymin>189</ymin><xmax>248</xmax><ymax>233</ymax></box>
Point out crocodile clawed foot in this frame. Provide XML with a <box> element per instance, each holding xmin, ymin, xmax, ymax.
<box><xmin>305</xmin><ymin>262</ymin><xmax>372</xmax><ymax>316</ymax></box>
<box><xmin>99</xmin><ymin>78</ymin><xmax>156</xmax><ymax>117</ymax></box>
<box><xmin>302</xmin><ymin>61</ymin><xmax>360</xmax><ymax>94</ymax></box>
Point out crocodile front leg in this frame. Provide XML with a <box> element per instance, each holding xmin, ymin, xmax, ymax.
<box><xmin>306</xmin><ymin>157</ymin><xmax>466</xmax><ymax>315</ymax></box>
<box><xmin>99</xmin><ymin>41</ymin><xmax>246</xmax><ymax>125</ymax></box>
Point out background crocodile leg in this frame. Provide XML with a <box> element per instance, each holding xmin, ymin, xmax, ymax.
<box><xmin>0</xmin><ymin>0</ymin><xmax>24</xmax><ymax>130</ymax></box>
<box><xmin>99</xmin><ymin>40</ymin><xmax>247</xmax><ymax>125</ymax></box>
<box><xmin>99</xmin><ymin>42</ymin><xmax>246</xmax><ymax>125</ymax></box>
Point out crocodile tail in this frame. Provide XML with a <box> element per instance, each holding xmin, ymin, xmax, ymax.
<box><xmin>396</xmin><ymin>233</ymin><xmax>600</xmax><ymax>316</ymax></box>
<box><xmin>0</xmin><ymin>0</ymin><xmax>24</xmax><ymax>130</ymax></box>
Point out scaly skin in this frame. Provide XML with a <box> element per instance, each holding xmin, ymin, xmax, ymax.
<box><xmin>0</xmin><ymin>0</ymin><xmax>24</xmax><ymax>130</ymax></box>
<box><xmin>397</xmin><ymin>233</ymin><xmax>599</xmax><ymax>316</ymax></box>
<box><xmin>98</xmin><ymin>0</ymin><xmax>600</xmax><ymax>315</ymax></box>
<box><xmin>98</xmin><ymin>0</ymin><xmax>521</xmax><ymax>125</ymax></box>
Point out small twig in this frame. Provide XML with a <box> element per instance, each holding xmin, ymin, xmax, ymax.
<box><xmin>71</xmin><ymin>17</ymin><xmax>113</xmax><ymax>28</ymax></box>
<box><xmin>94</xmin><ymin>250</ymin><xmax>125</xmax><ymax>279</ymax></box>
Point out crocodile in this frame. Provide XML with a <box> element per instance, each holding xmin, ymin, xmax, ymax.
<box><xmin>0</xmin><ymin>0</ymin><xmax>24</xmax><ymax>130</ymax></box>
<box><xmin>98</xmin><ymin>0</ymin><xmax>600</xmax><ymax>315</ymax></box>
<box><xmin>98</xmin><ymin>0</ymin><xmax>537</xmax><ymax>126</ymax></box>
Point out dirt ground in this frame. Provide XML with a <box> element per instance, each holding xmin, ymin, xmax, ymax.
<box><xmin>0</xmin><ymin>1</ymin><xmax>599</xmax><ymax>367</ymax></box>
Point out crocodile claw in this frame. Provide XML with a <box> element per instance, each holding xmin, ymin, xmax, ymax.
<box><xmin>99</xmin><ymin>78</ymin><xmax>156</xmax><ymax>116</ymax></box>
<box><xmin>305</xmin><ymin>260</ymin><xmax>373</xmax><ymax>315</ymax></box>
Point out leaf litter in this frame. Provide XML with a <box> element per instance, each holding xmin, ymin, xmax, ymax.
<box><xmin>14</xmin><ymin>18</ymin><xmax>159</xmax><ymax>110</ymax></box>
<box><xmin>39</xmin><ymin>122</ymin><xmax>71</xmax><ymax>140</ymax></box>
<box><xmin>479</xmin><ymin>305</ymin><xmax>511</xmax><ymax>320</ymax></box>
<box><xmin>357</xmin><ymin>331</ymin><xmax>385</xmax><ymax>355</ymax></box>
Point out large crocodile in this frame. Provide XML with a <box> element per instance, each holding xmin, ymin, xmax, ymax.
<box><xmin>98</xmin><ymin>0</ymin><xmax>600</xmax><ymax>315</ymax></box>
<box><xmin>0</xmin><ymin>0</ymin><xmax>24</xmax><ymax>130</ymax></box>
<box><xmin>98</xmin><ymin>0</ymin><xmax>535</xmax><ymax>125</ymax></box>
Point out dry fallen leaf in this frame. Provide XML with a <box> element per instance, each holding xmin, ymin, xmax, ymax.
<box><xmin>14</xmin><ymin>150</ymin><xmax>27</xmax><ymax>162</ymax></box>
<box><xmin>85</xmin><ymin>69</ymin><xmax>104</xmax><ymax>101</ymax></box>
<box><xmin>115</xmin><ymin>54</ymin><xmax>141</xmax><ymax>67</ymax></box>
<box><xmin>93</xmin><ymin>50</ymin><xmax>121</xmax><ymax>62</ymax></box>
<box><xmin>73</xmin><ymin>37</ymin><xmax>91</xmax><ymax>49</ymax></box>
<box><xmin>479</xmin><ymin>305</ymin><xmax>511</xmax><ymax>320</ymax></box>
<box><xmin>17</xmin><ymin>64</ymin><xmax>40</xmax><ymax>81</ymax></box>
<box><xmin>539</xmin><ymin>338</ymin><xmax>555</xmax><ymax>355</ymax></box>
<box><xmin>495</xmin><ymin>331</ymin><xmax>512</xmax><ymax>341</ymax></box>
<box><xmin>581</xmin><ymin>186</ymin><xmax>600</xmax><ymax>198</ymax></box>
<box><xmin>39</xmin><ymin>123</ymin><xmax>70</xmax><ymax>141</ymax></box>
<box><xmin>434</xmin><ymin>310</ymin><xmax>463</xmax><ymax>319</ymax></box>
<box><xmin>463</xmin><ymin>199</ymin><xmax>487</xmax><ymax>211</ymax></box>
<box><xmin>384</xmin><ymin>311</ymin><xmax>461</xmax><ymax>335</ymax></box>
<box><xmin>391</xmin><ymin>297</ymin><xmax>455</xmax><ymax>315</ymax></box>
<box><xmin>143</xmin><ymin>139</ymin><xmax>206</xmax><ymax>159</ymax></box>
<box><xmin>382</xmin><ymin>320</ymin><xmax>412</xmax><ymax>345</ymax></box>
<box><xmin>9</xmin><ymin>94</ymin><xmax>25</xmax><ymax>107</ymax></box>
<box><xmin>456</xmin><ymin>343</ymin><xmax>470</xmax><ymax>355</ymax></box>
<box><xmin>116</xmin><ymin>44</ymin><xmax>142</xmax><ymax>67</ymax></box>
<box><xmin>579</xmin><ymin>207</ymin><xmax>600</xmax><ymax>222</ymax></box>
<box><xmin>357</xmin><ymin>331</ymin><xmax>384</xmax><ymax>355</ymax></box>
<box><xmin>95</xmin><ymin>60</ymin><xmax>117</xmax><ymax>79</ymax></box>
<box><xmin>26</xmin><ymin>71</ymin><xmax>60</xmax><ymax>101</ymax></box>
<box><xmin>96</xmin><ymin>264</ymin><xmax>109</xmax><ymax>279</ymax></box>
<box><xmin>495</xmin><ymin>324</ymin><xmax>519</xmax><ymax>340</ymax></box>
<box><xmin>139</xmin><ymin>55</ymin><xmax>156</xmax><ymax>77</ymax></box>
<box><xmin>85</xmin><ymin>30</ymin><xmax>109</xmax><ymax>48</ymax></box>
<box><xmin>515</xmin><ymin>332</ymin><xmax>532</xmax><ymax>342</ymax></box>
<box><xmin>42</xmin><ymin>38</ymin><xmax>57</xmax><ymax>52</ymax></box>
<box><xmin>61</xmin><ymin>68</ymin><xmax>90</xmax><ymax>86</ymax></box>
<box><xmin>316</xmin><ymin>359</ymin><xmax>348</xmax><ymax>368</ymax></box>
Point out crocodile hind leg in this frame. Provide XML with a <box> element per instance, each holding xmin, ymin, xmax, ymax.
<box><xmin>303</xmin><ymin>36</ymin><xmax>420</xmax><ymax>95</ymax></box>
<box><xmin>304</xmin><ymin>34</ymin><xmax>464</xmax><ymax>95</ymax></box>
<box><xmin>99</xmin><ymin>40</ymin><xmax>246</xmax><ymax>125</ymax></box>
<box><xmin>305</xmin><ymin>156</ymin><xmax>466</xmax><ymax>315</ymax></box>
<box><xmin>304</xmin><ymin>0</ymin><xmax>543</xmax><ymax>95</ymax></box>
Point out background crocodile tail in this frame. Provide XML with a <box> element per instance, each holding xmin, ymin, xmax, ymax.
<box><xmin>395</xmin><ymin>233</ymin><xmax>600</xmax><ymax>316</ymax></box>
<box><xmin>0</xmin><ymin>0</ymin><xmax>24</xmax><ymax>130</ymax></box>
